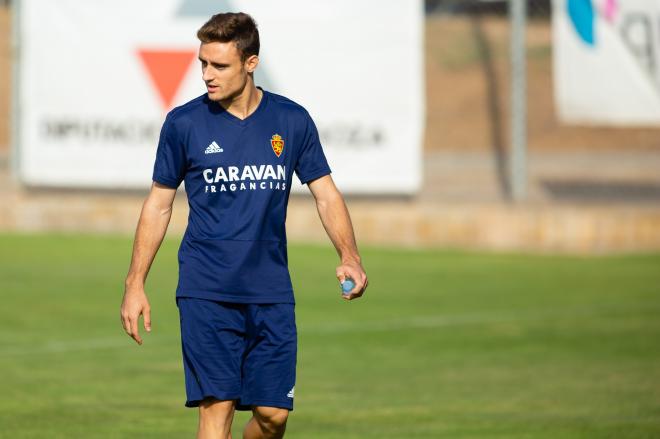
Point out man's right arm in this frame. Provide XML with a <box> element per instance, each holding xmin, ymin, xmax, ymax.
<box><xmin>120</xmin><ymin>181</ymin><xmax>178</xmax><ymax>345</ymax></box>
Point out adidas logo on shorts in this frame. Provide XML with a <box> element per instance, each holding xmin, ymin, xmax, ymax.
<box><xmin>205</xmin><ymin>141</ymin><xmax>223</xmax><ymax>154</ymax></box>
<box><xmin>287</xmin><ymin>386</ymin><xmax>295</xmax><ymax>398</ymax></box>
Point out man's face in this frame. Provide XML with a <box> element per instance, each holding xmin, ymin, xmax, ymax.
<box><xmin>198</xmin><ymin>41</ymin><xmax>257</xmax><ymax>102</ymax></box>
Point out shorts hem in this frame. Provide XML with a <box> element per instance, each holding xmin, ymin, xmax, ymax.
<box><xmin>185</xmin><ymin>393</ymin><xmax>241</xmax><ymax>408</ymax></box>
<box><xmin>236</xmin><ymin>399</ymin><xmax>294</xmax><ymax>412</ymax></box>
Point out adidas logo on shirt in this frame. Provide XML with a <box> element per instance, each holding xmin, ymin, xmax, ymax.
<box><xmin>287</xmin><ymin>386</ymin><xmax>295</xmax><ymax>398</ymax></box>
<box><xmin>205</xmin><ymin>141</ymin><xmax>223</xmax><ymax>154</ymax></box>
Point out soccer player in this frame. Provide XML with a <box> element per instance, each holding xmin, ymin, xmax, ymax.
<box><xmin>120</xmin><ymin>12</ymin><xmax>368</xmax><ymax>439</ymax></box>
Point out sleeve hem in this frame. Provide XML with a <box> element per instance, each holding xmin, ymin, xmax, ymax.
<box><xmin>298</xmin><ymin>168</ymin><xmax>332</xmax><ymax>185</ymax></box>
<box><xmin>153</xmin><ymin>175</ymin><xmax>181</xmax><ymax>189</ymax></box>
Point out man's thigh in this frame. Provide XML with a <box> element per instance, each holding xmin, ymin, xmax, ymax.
<box><xmin>177</xmin><ymin>297</ymin><xmax>247</xmax><ymax>407</ymax></box>
<box><xmin>237</xmin><ymin>303</ymin><xmax>297</xmax><ymax>411</ymax></box>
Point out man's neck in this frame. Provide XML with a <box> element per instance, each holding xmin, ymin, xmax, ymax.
<box><xmin>220</xmin><ymin>82</ymin><xmax>262</xmax><ymax>121</ymax></box>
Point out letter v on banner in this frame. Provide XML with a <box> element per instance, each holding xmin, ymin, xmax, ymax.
<box><xmin>137</xmin><ymin>49</ymin><xmax>197</xmax><ymax>110</ymax></box>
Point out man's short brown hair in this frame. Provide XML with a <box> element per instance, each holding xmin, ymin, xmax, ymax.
<box><xmin>197</xmin><ymin>12</ymin><xmax>260</xmax><ymax>61</ymax></box>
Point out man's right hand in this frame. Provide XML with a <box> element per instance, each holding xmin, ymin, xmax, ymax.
<box><xmin>120</xmin><ymin>286</ymin><xmax>151</xmax><ymax>345</ymax></box>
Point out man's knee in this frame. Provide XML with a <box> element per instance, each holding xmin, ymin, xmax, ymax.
<box><xmin>252</xmin><ymin>406</ymin><xmax>289</xmax><ymax>434</ymax></box>
<box><xmin>199</xmin><ymin>397</ymin><xmax>236</xmax><ymax>423</ymax></box>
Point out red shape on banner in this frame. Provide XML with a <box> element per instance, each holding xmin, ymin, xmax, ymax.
<box><xmin>137</xmin><ymin>49</ymin><xmax>197</xmax><ymax>109</ymax></box>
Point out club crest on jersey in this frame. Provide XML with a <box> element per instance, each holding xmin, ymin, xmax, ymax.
<box><xmin>271</xmin><ymin>134</ymin><xmax>284</xmax><ymax>158</ymax></box>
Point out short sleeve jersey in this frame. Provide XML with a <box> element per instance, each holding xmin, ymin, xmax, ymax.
<box><xmin>152</xmin><ymin>88</ymin><xmax>331</xmax><ymax>304</ymax></box>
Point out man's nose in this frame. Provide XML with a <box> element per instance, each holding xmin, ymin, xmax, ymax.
<box><xmin>202</xmin><ymin>68</ymin><xmax>213</xmax><ymax>82</ymax></box>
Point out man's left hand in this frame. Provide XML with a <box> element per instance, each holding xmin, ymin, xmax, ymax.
<box><xmin>336</xmin><ymin>261</ymin><xmax>368</xmax><ymax>301</ymax></box>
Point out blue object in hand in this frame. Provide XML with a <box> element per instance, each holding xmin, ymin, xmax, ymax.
<box><xmin>341</xmin><ymin>278</ymin><xmax>355</xmax><ymax>295</ymax></box>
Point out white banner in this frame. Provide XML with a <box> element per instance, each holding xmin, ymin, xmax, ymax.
<box><xmin>16</xmin><ymin>0</ymin><xmax>424</xmax><ymax>193</ymax></box>
<box><xmin>553</xmin><ymin>0</ymin><xmax>660</xmax><ymax>125</ymax></box>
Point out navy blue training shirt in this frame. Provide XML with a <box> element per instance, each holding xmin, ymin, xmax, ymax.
<box><xmin>152</xmin><ymin>87</ymin><xmax>332</xmax><ymax>304</ymax></box>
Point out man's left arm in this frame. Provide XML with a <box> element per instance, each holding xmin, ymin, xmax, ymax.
<box><xmin>307</xmin><ymin>175</ymin><xmax>368</xmax><ymax>301</ymax></box>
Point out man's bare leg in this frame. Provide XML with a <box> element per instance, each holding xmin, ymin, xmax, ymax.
<box><xmin>198</xmin><ymin>398</ymin><xmax>237</xmax><ymax>439</ymax></box>
<box><xmin>242</xmin><ymin>406</ymin><xmax>289</xmax><ymax>439</ymax></box>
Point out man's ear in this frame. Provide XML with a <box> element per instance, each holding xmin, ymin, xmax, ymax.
<box><xmin>245</xmin><ymin>54</ymin><xmax>259</xmax><ymax>74</ymax></box>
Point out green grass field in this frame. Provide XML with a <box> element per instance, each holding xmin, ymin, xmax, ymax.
<box><xmin>1</xmin><ymin>233</ymin><xmax>659</xmax><ymax>438</ymax></box>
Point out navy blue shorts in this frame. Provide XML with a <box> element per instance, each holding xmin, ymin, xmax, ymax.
<box><xmin>176</xmin><ymin>297</ymin><xmax>297</xmax><ymax>411</ymax></box>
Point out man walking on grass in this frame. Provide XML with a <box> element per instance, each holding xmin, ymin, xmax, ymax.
<box><xmin>120</xmin><ymin>12</ymin><xmax>368</xmax><ymax>439</ymax></box>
